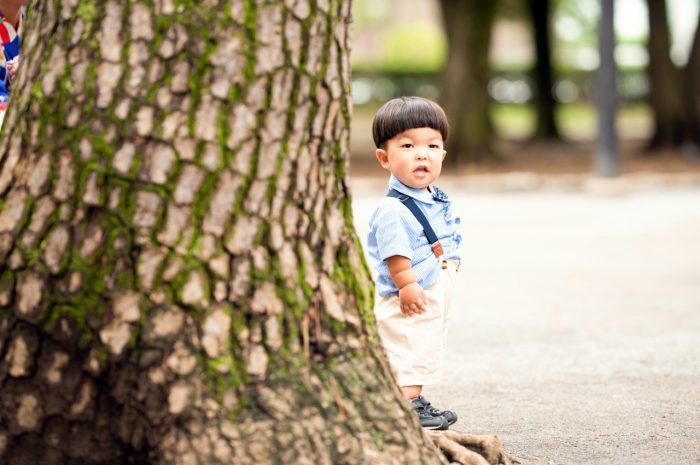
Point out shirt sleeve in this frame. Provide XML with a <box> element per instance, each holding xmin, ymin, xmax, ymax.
<box><xmin>371</xmin><ymin>199</ymin><xmax>416</xmax><ymax>261</ymax></box>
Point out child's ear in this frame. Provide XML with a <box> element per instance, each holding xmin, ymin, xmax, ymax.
<box><xmin>442</xmin><ymin>149</ymin><xmax>446</xmax><ymax>160</ymax></box>
<box><xmin>376</xmin><ymin>148</ymin><xmax>390</xmax><ymax>169</ymax></box>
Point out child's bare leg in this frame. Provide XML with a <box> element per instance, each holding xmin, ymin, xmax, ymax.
<box><xmin>401</xmin><ymin>385</ymin><xmax>422</xmax><ymax>399</ymax></box>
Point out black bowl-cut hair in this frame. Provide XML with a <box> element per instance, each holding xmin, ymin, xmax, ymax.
<box><xmin>371</xmin><ymin>96</ymin><xmax>449</xmax><ymax>149</ymax></box>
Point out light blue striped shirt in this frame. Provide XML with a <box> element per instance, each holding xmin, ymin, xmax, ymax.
<box><xmin>367</xmin><ymin>175</ymin><xmax>462</xmax><ymax>297</ymax></box>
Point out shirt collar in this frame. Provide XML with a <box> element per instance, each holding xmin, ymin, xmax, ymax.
<box><xmin>388</xmin><ymin>174</ymin><xmax>436</xmax><ymax>205</ymax></box>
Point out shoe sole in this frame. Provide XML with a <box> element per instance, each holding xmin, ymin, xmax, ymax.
<box><xmin>422</xmin><ymin>425</ymin><xmax>447</xmax><ymax>430</ymax></box>
<box><xmin>421</xmin><ymin>419</ymin><xmax>450</xmax><ymax>430</ymax></box>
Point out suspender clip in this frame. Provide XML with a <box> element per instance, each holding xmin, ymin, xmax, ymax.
<box><xmin>431</xmin><ymin>241</ymin><xmax>444</xmax><ymax>258</ymax></box>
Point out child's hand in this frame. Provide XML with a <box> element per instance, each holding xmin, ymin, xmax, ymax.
<box><xmin>398</xmin><ymin>282</ymin><xmax>427</xmax><ymax>316</ymax></box>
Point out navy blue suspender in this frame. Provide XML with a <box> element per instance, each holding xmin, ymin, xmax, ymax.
<box><xmin>386</xmin><ymin>188</ymin><xmax>444</xmax><ymax>259</ymax></box>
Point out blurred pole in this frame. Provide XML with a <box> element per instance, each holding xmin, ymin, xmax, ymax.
<box><xmin>596</xmin><ymin>0</ymin><xmax>619</xmax><ymax>177</ymax></box>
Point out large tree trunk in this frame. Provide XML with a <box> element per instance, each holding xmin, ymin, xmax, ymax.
<box><xmin>438</xmin><ymin>0</ymin><xmax>499</xmax><ymax>165</ymax></box>
<box><xmin>527</xmin><ymin>0</ymin><xmax>560</xmax><ymax>140</ymax></box>
<box><xmin>646</xmin><ymin>0</ymin><xmax>685</xmax><ymax>148</ymax></box>
<box><xmin>0</xmin><ymin>1</ymin><xmax>447</xmax><ymax>463</ymax></box>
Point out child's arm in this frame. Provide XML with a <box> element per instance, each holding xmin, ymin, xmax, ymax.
<box><xmin>386</xmin><ymin>255</ymin><xmax>426</xmax><ymax>316</ymax></box>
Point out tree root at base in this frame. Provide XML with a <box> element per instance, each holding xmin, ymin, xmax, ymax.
<box><xmin>428</xmin><ymin>430</ymin><xmax>520</xmax><ymax>465</ymax></box>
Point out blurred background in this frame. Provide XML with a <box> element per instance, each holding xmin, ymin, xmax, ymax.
<box><xmin>348</xmin><ymin>0</ymin><xmax>700</xmax><ymax>178</ymax></box>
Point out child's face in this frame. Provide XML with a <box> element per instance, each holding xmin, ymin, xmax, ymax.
<box><xmin>375</xmin><ymin>127</ymin><xmax>446</xmax><ymax>191</ymax></box>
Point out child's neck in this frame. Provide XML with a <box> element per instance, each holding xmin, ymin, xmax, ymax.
<box><xmin>0</xmin><ymin>4</ymin><xmax>21</xmax><ymax>29</ymax></box>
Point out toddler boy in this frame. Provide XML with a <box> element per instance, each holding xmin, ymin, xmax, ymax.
<box><xmin>367</xmin><ymin>96</ymin><xmax>462</xmax><ymax>430</ymax></box>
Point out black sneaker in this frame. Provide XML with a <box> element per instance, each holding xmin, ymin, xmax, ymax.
<box><xmin>414</xmin><ymin>395</ymin><xmax>458</xmax><ymax>426</ymax></box>
<box><xmin>411</xmin><ymin>397</ymin><xmax>449</xmax><ymax>430</ymax></box>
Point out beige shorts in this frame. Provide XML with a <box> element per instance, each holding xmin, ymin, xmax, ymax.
<box><xmin>374</xmin><ymin>265</ymin><xmax>456</xmax><ymax>387</ymax></box>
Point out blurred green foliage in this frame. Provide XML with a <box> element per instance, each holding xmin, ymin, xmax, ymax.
<box><xmin>374</xmin><ymin>23</ymin><xmax>445</xmax><ymax>73</ymax></box>
<box><xmin>351</xmin><ymin>0</ymin><xmax>447</xmax><ymax>73</ymax></box>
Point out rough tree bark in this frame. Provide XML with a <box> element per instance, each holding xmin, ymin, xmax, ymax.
<box><xmin>646</xmin><ymin>0</ymin><xmax>685</xmax><ymax>148</ymax></box>
<box><xmin>527</xmin><ymin>0</ymin><xmax>560</xmax><ymax>140</ymax></box>
<box><xmin>0</xmin><ymin>1</ymin><xmax>512</xmax><ymax>464</ymax></box>
<box><xmin>438</xmin><ymin>0</ymin><xmax>499</xmax><ymax>164</ymax></box>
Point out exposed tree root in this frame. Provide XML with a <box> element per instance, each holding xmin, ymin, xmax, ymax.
<box><xmin>428</xmin><ymin>430</ymin><xmax>520</xmax><ymax>465</ymax></box>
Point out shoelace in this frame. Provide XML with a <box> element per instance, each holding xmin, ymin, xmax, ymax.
<box><xmin>418</xmin><ymin>398</ymin><xmax>443</xmax><ymax>416</ymax></box>
<box><xmin>424</xmin><ymin>403</ymin><xmax>443</xmax><ymax>416</ymax></box>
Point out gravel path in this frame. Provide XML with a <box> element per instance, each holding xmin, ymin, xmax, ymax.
<box><xmin>351</xmin><ymin>177</ymin><xmax>700</xmax><ymax>465</ymax></box>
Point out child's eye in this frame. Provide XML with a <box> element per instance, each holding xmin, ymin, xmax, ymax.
<box><xmin>429</xmin><ymin>144</ymin><xmax>441</xmax><ymax>149</ymax></box>
<box><xmin>401</xmin><ymin>143</ymin><xmax>413</xmax><ymax>148</ymax></box>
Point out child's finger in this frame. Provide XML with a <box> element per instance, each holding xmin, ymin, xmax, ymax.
<box><xmin>409</xmin><ymin>303</ymin><xmax>422</xmax><ymax>316</ymax></box>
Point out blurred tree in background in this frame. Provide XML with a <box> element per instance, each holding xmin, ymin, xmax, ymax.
<box><xmin>438</xmin><ymin>0</ymin><xmax>499</xmax><ymax>164</ymax></box>
<box><xmin>528</xmin><ymin>0</ymin><xmax>561</xmax><ymax>140</ymax></box>
<box><xmin>647</xmin><ymin>0</ymin><xmax>700</xmax><ymax>152</ymax></box>
<box><xmin>647</xmin><ymin>0</ymin><xmax>685</xmax><ymax>148</ymax></box>
<box><xmin>683</xmin><ymin>10</ymin><xmax>700</xmax><ymax>149</ymax></box>
<box><xmin>646</xmin><ymin>0</ymin><xmax>700</xmax><ymax>151</ymax></box>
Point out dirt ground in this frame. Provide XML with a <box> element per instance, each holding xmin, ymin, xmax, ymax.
<box><xmin>349</xmin><ymin>148</ymin><xmax>700</xmax><ymax>465</ymax></box>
